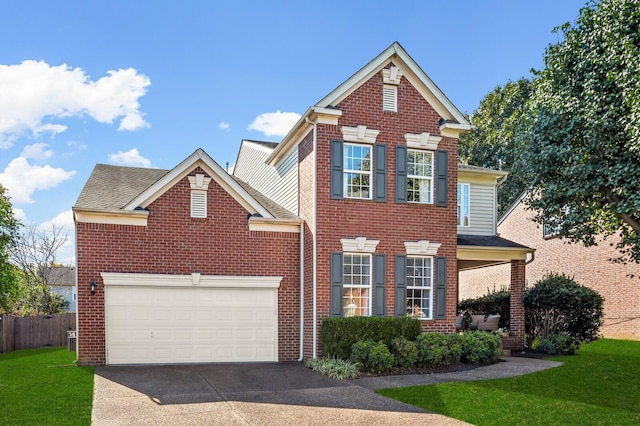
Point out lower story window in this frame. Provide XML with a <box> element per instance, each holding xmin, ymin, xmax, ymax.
<box><xmin>343</xmin><ymin>253</ymin><xmax>371</xmax><ymax>316</ymax></box>
<box><xmin>406</xmin><ymin>256</ymin><xmax>432</xmax><ymax>319</ymax></box>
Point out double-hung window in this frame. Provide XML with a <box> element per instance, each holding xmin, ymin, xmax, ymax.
<box><xmin>344</xmin><ymin>143</ymin><xmax>372</xmax><ymax>199</ymax></box>
<box><xmin>457</xmin><ymin>183</ymin><xmax>470</xmax><ymax>226</ymax></box>
<box><xmin>343</xmin><ymin>253</ymin><xmax>371</xmax><ymax>317</ymax></box>
<box><xmin>407</xmin><ymin>149</ymin><xmax>433</xmax><ymax>203</ymax></box>
<box><xmin>406</xmin><ymin>256</ymin><xmax>433</xmax><ymax>319</ymax></box>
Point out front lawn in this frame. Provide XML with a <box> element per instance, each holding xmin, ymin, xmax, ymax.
<box><xmin>0</xmin><ymin>348</ymin><xmax>94</xmax><ymax>426</ymax></box>
<box><xmin>378</xmin><ymin>339</ymin><xmax>640</xmax><ymax>425</ymax></box>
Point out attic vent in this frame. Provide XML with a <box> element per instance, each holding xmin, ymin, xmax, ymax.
<box><xmin>191</xmin><ymin>191</ymin><xmax>207</xmax><ymax>218</ymax></box>
<box><xmin>383</xmin><ymin>84</ymin><xmax>397</xmax><ymax>112</ymax></box>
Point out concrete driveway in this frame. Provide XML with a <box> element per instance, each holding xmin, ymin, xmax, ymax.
<box><xmin>92</xmin><ymin>357</ymin><xmax>562</xmax><ymax>425</ymax></box>
<box><xmin>92</xmin><ymin>361</ymin><xmax>470</xmax><ymax>425</ymax></box>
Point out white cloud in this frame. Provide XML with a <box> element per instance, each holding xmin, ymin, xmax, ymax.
<box><xmin>247</xmin><ymin>111</ymin><xmax>300</xmax><ymax>137</ymax></box>
<box><xmin>0</xmin><ymin>157</ymin><xmax>76</xmax><ymax>204</ymax></box>
<box><xmin>0</xmin><ymin>60</ymin><xmax>151</xmax><ymax>146</ymax></box>
<box><xmin>21</xmin><ymin>143</ymin><xmax>54</xmax><ymax>161</ymax></box>
<box><xmin>218</xmin><ymin>122</ymin><xmax>230</xmax><ymax>130</ymax></box>
<box><xmin>12</xmin><ymin>207</ymin><xmax>26</xmax><ymax>222</ymax></box>
<box><xmin>107</xmin><ymin>148</ymin><xmax>151</xmax><ymax>168</ymax></box>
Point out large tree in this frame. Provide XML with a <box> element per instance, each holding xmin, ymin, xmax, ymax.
<box><xmin>459</xmin><ymin>78</ymin><xmax>533</xmax><ymax>216</ymax></box>
<box><xmin>0</xmin><ymin>184</ymin><xmax>20</xmax><ymax>313</ymax></box>
<box><xmin>525</xmin><ymin>0</ymin><xmax>640</xmax><ymax>262</ymax></box>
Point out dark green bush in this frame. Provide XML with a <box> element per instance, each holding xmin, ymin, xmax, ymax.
<box><xmin>415</xmin><ymin>332</ymin><xmax>462</xmax><ymax>368</ymax></box>
<box><xmin>458</xmin><ymin>331</ymin><xmax>501</xmax><ymax>364</ymax></box>
<box><xmin>390</xmin><ymin>337</ymin><xmax>419</xmax><ymax>369</ymax></box>
<box><xmin>523</xmin><ymin>273</ymin><xmax>604</xmax><ymax>346</ymax></box>
<box><xmin>320</xmin><ymin>316</ymin><xmax>421</xmax><ymax>359</ymax></box>
<box><xmin>459</xmin><ymin>289</ymin><xmax>510</xmax><ymax>329</ymax></box>
<box><xmin>350</xmin><ymin>340</ymin><xmax>394</xmax><ymax>373</ymax></box>
<box><xmin>530</xmin><ymin>334</ymin><xmax>580</xmax><ymax>355</ymax></box>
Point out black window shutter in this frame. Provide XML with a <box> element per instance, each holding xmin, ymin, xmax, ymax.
<box><xmin>394</xmin><ymin>255</ymin><xmax>407</xmax><ymax>316</ymax></box>
<box><xmin>436</xmin><ymin>149</ymin><xmax>448</xmax><ymax>207</ymax></box>
<box><xmin>395</xmin><ymin>146</ymin><xmax>407</xmax><ymax>204</ymax></box>
<box><xmin>374</xmin><ymin>144</ymin><xmax>387</xmax><ymax>202</ymax></box>
<box><xmin>330</xmin><ymin>252</ymin><xmax>344</xmax><ymax>316</ymax></box>
<box><xmin>330</xmin><ymin>140</ymin><xmax>344</xmax><ymax>199</ymax></box>
<box><xmin>434</xmin><ymin>256</ymin><xmax>447</xmax><ymax>319</ymax></box>
<box><xmin>374</xmin><ymin>254</ymin><xmax>386</xmax><ymax>316</ymax></box>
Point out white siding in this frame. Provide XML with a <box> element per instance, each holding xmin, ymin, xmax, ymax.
<box><xmin>233</xmin><ymin>142</ymin><xmax>298</xmax><ymax>215</ymax></box>
<box><xmin>457</xmin><ymin>182</ymin><xmax>496</xmax><ymax>236</ymax></box>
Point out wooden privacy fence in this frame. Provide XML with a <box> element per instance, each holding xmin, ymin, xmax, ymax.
<box><xmin>0</xmin><ymin>313</ymin><xmax>76</xmax><ymax>354</ymax></box>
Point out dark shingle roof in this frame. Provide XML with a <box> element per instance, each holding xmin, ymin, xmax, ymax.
<box><xmin>75</xmin><ymin>164</ymin><xmax>170</xmax><ymax>210</ymax></box>
<box><xmin>458</xmin><ymin>164</ymin><xmax>507</xmax><ymax>174</ymax></box>
<box><xmin>457</xmin><ymin>234</ymin><xmax>531</xmax><ymax>249</ymax></box>
<box><xmin>232</xmin><ymin>177</ymin><xmax>297</xmax><ymax>220</ymax></box>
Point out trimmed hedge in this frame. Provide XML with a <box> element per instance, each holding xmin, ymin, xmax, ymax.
<box><xmin>320</xmin><ymin>316</ymin><xmax>422</xmax><ymax>359</ymax></box>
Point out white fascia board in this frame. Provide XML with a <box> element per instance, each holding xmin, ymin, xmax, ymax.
<box><xmin>101</xmin><ymin>272</ymin><xmax>282</xmax><ymax>289</ymax></box>
<box><xmin>440</xmin><ymin>121</ymin><xmax>473</xmax><ymax>138</ymax></box>
<box><xmin>457</xmin><ymin>245</ymin><xmax>535</xmax><ymax>261</ymax></box>
<box><xmin>124</xmin><ymin>148</ymin><xmax>272</xmax><ymax>218</ymax></box>
<box><xmin>266</xmin><ymin>107</ymin><xmax>342</xmax><ymax>167</ymax></box>
<box><xmin>73</xmin><ymin>208</ymin><xmax>149</xmax><ymax>226</ymax></box>
<box><xmin>458</xmin><ymin>168</ymin><xmax>508</xmax><ymax>184</ymax></box>
<box><xmin>249</xmin><ymin>217</ymin><xmax>303</xmax><ymax>233</ymax></box>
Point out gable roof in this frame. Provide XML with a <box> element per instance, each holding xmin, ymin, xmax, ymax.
<box><xmin>267</xmin><ymin>42</ymin><xmax>472</xmax><ymax>166</ymax></box>
<box><xmin>74</xmin><ymin>149</ymin><xmax>298</xmax><ymax>224</ymax></box>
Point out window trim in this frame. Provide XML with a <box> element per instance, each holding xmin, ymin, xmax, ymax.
<box><xmin>342</xmin><ymin>253</ymin><xmax>372</xmax><ymax>317</ymax></box>
<box><xmin>407</xmin><ymin>149</ymin><xmax>434</xmax><ymax>204</ymax></box>
<box><xmin>457</xmin><ymin>182</ymin><xmax>470</xmax><ymax>227</ymax></box>
<box><xmin>343</xmin><ymin>142</ymin><xmax>372</xmax><ymax>200</ymax></box>
<box><xmin>406</xmin><ymin>256</ymin><xmax>433</xmax><ymax>320</ymax></box>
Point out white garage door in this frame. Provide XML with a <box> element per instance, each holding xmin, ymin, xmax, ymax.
<box><xmin>102</xmin><ymin>273</ymin><xmax>281</xmax><ymax>365</ymax></box>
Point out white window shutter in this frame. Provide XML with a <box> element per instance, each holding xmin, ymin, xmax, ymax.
<box><xmin>191</xmin><ymin>191</ymin><xmax>207</xmax><ymax>218</ymax></box>
<box><xmin>383</xmin><ymin>85</ymin><xmax>397</xmax><ymax>112</ymax></box>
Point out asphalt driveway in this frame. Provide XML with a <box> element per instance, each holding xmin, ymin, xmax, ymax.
<box><xmin>92</xmin><ymin>357</ymin><xmax>561</xmax><ymax>425</ymax></box>
<box><xmin>92</xmin><ymin>361</ymin><xmax>469</xmax><ymax>425</ymax></box>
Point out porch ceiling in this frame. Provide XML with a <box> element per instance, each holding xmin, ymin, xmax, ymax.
<box><xmin>456</xmin><ymin>234</ymin><xmax>534</xmax><ymax>271</ymax></box>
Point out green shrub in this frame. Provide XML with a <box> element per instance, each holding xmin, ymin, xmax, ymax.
<box><xmin>531</xmin><ymin>334</ymin><xmax>580</xmax><ymax>355</ymax></box>
<box><xmin>459</xmin><ymin>289</ymin><xmax>510</xmax><ymax>329</ymax></box>
<box><xmin>523</xmin><ymin>273</ymin><xmax>604</xmax><ymax>346</ymax></box>
<box><xmin>350</xmin><ymin>340</ymin><xmax>395</xmax><ymax>373</ymax></box>
<box><xmin>320</xmin><ymin>316</ymin><xmax>421</xmax><ymax>359</ymax></box>
<box><xmin>415</xmin><ymin>332</ymin><xmax>462</xmax><ymax>368</ymax></box>
<box><xmin>305</xmin><ymin>356</ymin><xmax>360</xmax><ymax>379</ymax></box>
<box><xmin>458</xmin><ymin>331</ymin><xmax>501</xmax><ymax>364</ymax></box>
<box><xmin>390</xmin><ymin>337</ymin><xmax>419</xmax><ymax>369</ymax></box>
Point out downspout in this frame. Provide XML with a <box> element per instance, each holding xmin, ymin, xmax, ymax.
<box><xmin>305</xmin><ymin>116</ymin><xmax>318</xmax><ymax>359</ymax></box>
<box><xmin>73</xmin><ymin>212</ymin><xmax>79</xmax><ymax>364</ymax></box>
<box><xmin>298</xmin><ymin>220</ymin><xmax>304</xmax><ymax>361</ymax></box>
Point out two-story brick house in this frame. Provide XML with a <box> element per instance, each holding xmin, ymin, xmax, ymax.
<box><xmin>74</xmin><ymin>42</ymin><xmax>532</xmax><ymax>365</ymax></box>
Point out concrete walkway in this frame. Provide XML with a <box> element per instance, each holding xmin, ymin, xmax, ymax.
<box><xmin>91</xmin><ymin>357</ymin><xmax>562</xmax><ymax>425</ymax></box>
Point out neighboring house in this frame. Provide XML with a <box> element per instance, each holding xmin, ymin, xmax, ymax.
<box><xmin>45</xmin><ymin>266</ymin><xmax>77</xmax><ymax>312</ymax></box>
<box><xmin>460</xmin><ymin>193</ymin><xmax>640</xmax><ymax>340</ymax></box>
<box><xmin>74</xmin><ymin>42</ymin><xmax>532</xmax><ymax>366</ymax></box>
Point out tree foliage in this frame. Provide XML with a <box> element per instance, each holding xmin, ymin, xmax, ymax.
<box><xmin>0</xmin><ymin>184</ymin><xmax>21</xmax><ymax>314</ymax></box>
<box><xmin>459</xmin><ymin>78</ymin><xmax>533</xmax><ymax>216</ymax></box>
<box><xmin>525</xmin><ymin>0</ymin><xmax>640</xmax><ymax>262</ymax></box>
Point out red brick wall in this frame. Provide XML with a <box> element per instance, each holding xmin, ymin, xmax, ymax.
<box><xmin>76</xmin><ymin>167</ymin><xmax>300</xmax><ymax>365</ymax></box>
<box><xmin>460</xmin><ymin>198</ymin><xmax>640</xmax><ymax>340</ymax></box>
<box><xmin>299</xmin><ymin>67</ymin><xmax>459</xmax><ymax>359</ymax></box>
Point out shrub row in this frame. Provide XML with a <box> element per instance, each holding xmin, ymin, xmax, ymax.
<box><xmin>320</xmin><ymin>316</ymin><xmax>422</xmax><ymax>359</ymax></box>
<box><xmin>347</xmin><ymin>331</ymin><xmax>501</xmax><ymax>374</ymax></box>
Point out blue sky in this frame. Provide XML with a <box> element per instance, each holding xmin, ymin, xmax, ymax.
<box><xmin>0</xmin><ymin>0</ymin><xmax>586</xmax><ymax>264</ymax></box>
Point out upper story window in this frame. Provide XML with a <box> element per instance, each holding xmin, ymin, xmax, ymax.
<box><xmin>407</xmin><ymin>149</ymin><xmax>433</xmax><ymax>203</ymax></box>
<box><xmin>344</xmin><ymin>143</ymin><xmax>372</xmax><ymax>199</ymax></box>
<box><xmin>457</xmin><ymin>183</ymin><xmax>470</xmax><ymax>226</ymax></box>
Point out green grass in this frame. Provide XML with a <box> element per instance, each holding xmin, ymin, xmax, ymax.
<box><xmin>0</xmin><ymin>348</ymin><xmax>94</xmax><ymax>426</ymax></box>
<box><xmin>378</xmin><ymin>339</ymin><xmax>640</xmax><ymax>425</ymax></box>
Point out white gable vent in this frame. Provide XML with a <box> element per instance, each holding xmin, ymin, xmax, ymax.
<box><xmin>191</xmin><ymin>191</ymin><xmax>207</xmax><ymax>218</ymax></box>
<box><xmin>383</xmin><ymin>85</ymin><xmax>397</xmax><ymax>112</ymax></box>
<box><xmin>188</xmin><ymin>174</ymin><xmax>212</xmax><ymax>219</ymax></box>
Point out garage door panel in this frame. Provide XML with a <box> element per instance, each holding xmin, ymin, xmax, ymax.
<box><xmin>105</xmin><ymin>282</ymin><xmax>278</xmax><ymax>364</ymax></box>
